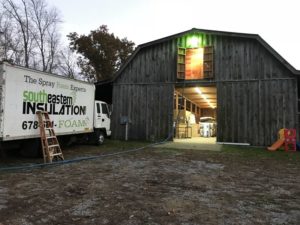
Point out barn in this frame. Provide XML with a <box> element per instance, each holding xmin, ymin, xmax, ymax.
<box><xmin>111</xmin><ymin>28</ymin><xmax>300</xmax><ymax>146</ymax></box>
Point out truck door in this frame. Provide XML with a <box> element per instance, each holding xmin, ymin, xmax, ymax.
<box><xmin>94</xmin><ymin>101</ymin><xmax>111</xmax><ymax>133</ymax></box>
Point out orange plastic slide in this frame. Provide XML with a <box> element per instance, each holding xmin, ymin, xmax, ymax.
<box><xmin>267</xmin><ymin>139</ymin><xmax>285</xmax><ymax>151</ymax></box>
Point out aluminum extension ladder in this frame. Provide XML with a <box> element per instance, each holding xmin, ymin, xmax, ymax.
<box><xmin>36</xmin><ymin>111</ymin><xmax>64</xmax><ymax>163</ymax></box>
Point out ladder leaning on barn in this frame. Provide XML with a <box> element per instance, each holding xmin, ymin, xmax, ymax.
<box><xmin>36</xmin><ymin>111</ymin><xmax>64</xmax><ymax>163</ymax></box>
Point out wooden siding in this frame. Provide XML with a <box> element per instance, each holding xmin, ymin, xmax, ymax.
<box><xmin>214</xmin><ymin>36</ymin><xmax>297</xmax><ymax>146</ymax></box>
<box><xmin>216</xmin><ymin>80</ymin><xmax>297</xmax><ymax>145</ymax></box>
<box><xmin>112</xmin><ymin>32</ymin><xmax>298</xmax><ymax>145</ymax></box>
<box><xmin>112</xmin><ymin>40</ymin><xmax>176</xmax><ymax>141</ymax></box>
<box><xmin>214</xmin><ymin>36</ymin><xmax>295</xmax><ymax>80</ymax></box>
<box><xmin>116</xmin><ymin>40</ymin><xmax>177</xmax><ymax>84</ymax></box>
<box><xmin>112</xmin><ymin>84</ymin><xmax>174</xmax><ymax>141</ymax></box>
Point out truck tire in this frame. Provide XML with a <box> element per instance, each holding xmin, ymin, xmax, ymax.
<box><xmin>58</xmin><ymin>135</ymin><xmax>74</xmax><ymax>147</ymax></box>
<box><xmin>96</xmin><ymin>130</ymin><xmax>105</xmax><ymax>145</ymax></box>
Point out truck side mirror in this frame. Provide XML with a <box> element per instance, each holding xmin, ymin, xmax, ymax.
<box><xmin>108</xmin><ymin>104</ymin><xmax>113</xmax><ymax>115</ymax></box>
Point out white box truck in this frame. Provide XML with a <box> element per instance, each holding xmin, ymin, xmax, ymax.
<box><xmin>0</xmin><ymin>62</ymin><xmax>111</xmax><ymax>156</ymax></box>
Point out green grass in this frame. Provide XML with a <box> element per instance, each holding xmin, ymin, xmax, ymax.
<box><xmin>103</xmin><ymin>139</ymin><xmax>154</xmax><ymax>150</ymax></box>
<box><xmin>2</xmin><ymin>140</ymin><xmax>299</xmax><ymax>168</ymax></box>
<box><xmin>153</xmin><ymin>148</ymin><xmax>184</xmax><ymax>156</ymax></box>
<box><xmin>221</xmin><ymin>144</ymin><xmax>300</xmax><ymax>162</ymax></box>
<box><xmin>100</xmin><ymin>140</ymin><xmax>300</xmax><ymax>163</ymax></box>
<box><xmin>148</xmin><ymin>142</ymin><xmax>300</xmax><ymax>163</ymax></box>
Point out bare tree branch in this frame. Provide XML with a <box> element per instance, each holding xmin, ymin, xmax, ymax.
<box><xmin>1</xmin><ymin>0</ymin><xmax>62</xmax><ymax>72</ymax></box>
<box><xmin>2</xmin><ymin>0</ymin><xmax>32</xmax><ymax>67</ymax></box>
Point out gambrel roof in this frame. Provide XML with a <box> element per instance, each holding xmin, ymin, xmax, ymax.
<box><xmin>112</xmin><ymin>28</ymin><xmax>300</xmax><ymax>81</ymax></box>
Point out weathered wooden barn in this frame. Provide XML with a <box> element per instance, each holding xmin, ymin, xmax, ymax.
<box><xmin>111</xmin><ymin>28</ymin><xmax>300</xmax><ymax>146</ymax></box>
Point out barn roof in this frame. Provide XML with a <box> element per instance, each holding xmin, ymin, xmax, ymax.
<box><xmin>112</xmin><ymin>28</ymin><xmax>300</xmax><ymax>80</ymax></box>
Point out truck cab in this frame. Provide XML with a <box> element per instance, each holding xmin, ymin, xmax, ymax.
<box><xmin>93</xmin><ymin>100</ymin><xmax>111</xmax><ymax>144</ymax></box>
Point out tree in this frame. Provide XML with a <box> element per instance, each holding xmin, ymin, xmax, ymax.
<box><xmin>68</xmin><ymin>25</ymin><xmax>135</xmax><ymax>81</ymax></box>
<box><xmin>56</xmin><ymin>47</ymin><xmax>79</xmax><ymax>79</ymax></box>
<box><xmin>29</xmin><ymin>0</ymin><xmax>61</xmax><ymax>72</ymax></box>
<box><xmin>0</xmin><ymin>0</ymin><xmax>61</xmax><ymax>72</ymax></box>
<box><xmin>2</xmin><ymin>0</ymin><xmax>32</xmax><ymax>67</ymax></box>
<box><xmin>0</xmin><ymin>11</ymin><xmax>16</xmax><ymax>62</ymax></box>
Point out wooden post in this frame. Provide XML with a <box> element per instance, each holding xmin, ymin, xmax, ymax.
<box><xmin>184</xmin><ymin>98</ymin><xmax>187</xmax><ymax>124</ymax></box>
<box><xmin>125</xmin><ymin>122</ymin><xmax>129</xmax><ymax>141</ymax></box>
<box><xmin>175</xmin><ymin>92</ymin><xmax>178</xmax><ymax>118</ymax></box>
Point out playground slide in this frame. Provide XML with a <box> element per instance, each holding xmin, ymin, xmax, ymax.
<box><xmin>267</xmin><ymin>139</ymin><xmax>284</xmax><ymax>151</ymax></box>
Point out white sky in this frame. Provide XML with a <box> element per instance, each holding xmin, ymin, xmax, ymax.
<box><xmin>49</xmin><ymin>0</ymin><xmax>300</xmax><ymax>70</ymax></box>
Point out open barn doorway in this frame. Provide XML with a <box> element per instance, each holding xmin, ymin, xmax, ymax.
<box><xmin>173</xmin><ymin>86</ymin><xmax>217</xmax><ymax>144</ymax></box>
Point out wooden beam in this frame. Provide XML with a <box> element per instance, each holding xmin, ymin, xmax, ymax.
<box><xmin>185</xmin><ymin>93</ymin><xmax>216</xmax><ymax>98</ymax></box>
<box><xmin>175</xmin><ymin>90</ymin><xmax>217</xmax><ymax>109</ymax></box>
<box><xmin>176</xmin><ymin>87</ymin><xmax>217</xmax><ymax>94</ymax></box>
<box><xmin>175</xmin><ymin>92</ymin><xmax>178</xmax><ymax>116</ymax></box>
<box><xmin>189</xmin><ymin>97</ymin><xmax>216</xmax><ymax>101</ymax></box>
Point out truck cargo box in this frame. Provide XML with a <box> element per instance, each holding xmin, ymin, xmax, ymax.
<box><xmin>0</xmin><ymin>62</ymin><xmax>95</xmax><ymax>141</ymax></box>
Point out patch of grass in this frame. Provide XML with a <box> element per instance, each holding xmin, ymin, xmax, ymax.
<box><xmin>56</xmin><ymin>140</ymin><xmax>154</xmax><ymax>159</ymax></box>
<box><xmin>154</xmin><ymin>148</ymin><xmax>184</xmax><ymax>156</ymax></box>
<box><xmin>221</xmin><ymin>145</ymin><xmax>300</xmax><ymax>162</ymax></box>
<box><xmin>0</xmin><ymin>140</ymin><xmax>154</xmax><ymax>169</ymax></box>
<box><xmin>104</xmin><ymin>139</ymin><xmax>154</xmax><ymax>150</ymax></box>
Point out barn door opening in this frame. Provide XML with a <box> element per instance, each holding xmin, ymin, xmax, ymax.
<box><xmin>173</xmin><ymin>85</ymin><xmax>217</xmax><ymax>144</ymax></box>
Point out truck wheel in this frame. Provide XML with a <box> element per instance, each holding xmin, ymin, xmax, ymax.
<box><xmin>97</xmin><ymin>131</ymin><xmax>105</xmax><ymax>145</ymax></box>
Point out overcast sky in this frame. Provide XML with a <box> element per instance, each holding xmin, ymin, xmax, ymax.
<box><xmin>49</xmin><ymin>0</ymin><xmax>300</xmax><ymax>70</ymax></box>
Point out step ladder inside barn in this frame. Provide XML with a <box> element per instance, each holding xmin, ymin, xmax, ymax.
<box><xmin>36</xmin><ymin>111</ymin><xmax>64</xmax><ymax>163</ymax></box>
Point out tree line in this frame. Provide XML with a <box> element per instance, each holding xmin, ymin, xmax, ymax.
<box><xmin>0</xmin><ymin>0</ymin><xmax>135</xmax><ymax>81</ymax></box>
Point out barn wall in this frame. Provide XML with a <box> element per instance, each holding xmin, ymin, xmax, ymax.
<box><xmin>112</xmin><ymin>39</ymin><xmax>177</xmax><ymax>141</ymax></box>
<box><xmin>116</xmin><ymin>40</ymin><xmax>177</xmax><ymax>84</ymax></box>
<box><xmin>112</xmin><ymin>32</ymin><xmax>298</xmax><ymax>145</ymax></box>
<box><xmin>215</xmin><ymin>36</ymin><xmax>298</xmax><ymax>146</ymax></box>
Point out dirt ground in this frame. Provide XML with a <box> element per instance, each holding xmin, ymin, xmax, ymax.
<box><xmin>0</xmin><ymin>141</ymin><xmax>300</xmax><ymax>225</ymax></box>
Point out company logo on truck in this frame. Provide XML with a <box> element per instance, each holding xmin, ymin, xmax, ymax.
<box><xmin>22</xmin><ymin>75</ymin><xmax>87</xmax><ymax>115</ymax></box>
<box><xmin>22</xmin><ymin>90</ymin><xmax>86</xmax><ymax>115</ymax></box>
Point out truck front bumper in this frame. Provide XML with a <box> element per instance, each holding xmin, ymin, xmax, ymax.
<box><xmin>106</xmin><ymin>130</ymin><xmax>112</xmax><ymax>136</ymax></box>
